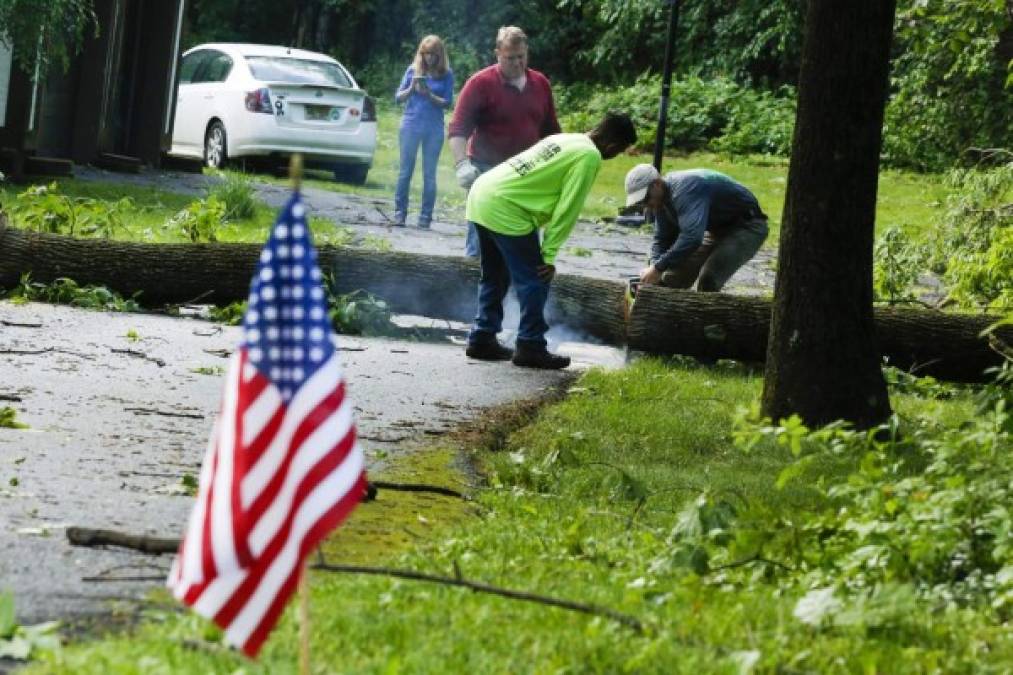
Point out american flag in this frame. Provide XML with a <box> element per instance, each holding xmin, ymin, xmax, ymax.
<box><xmin>168</xmin><ymin>191</ymin><xmax>366</xmax><ymax>657</ymax></box>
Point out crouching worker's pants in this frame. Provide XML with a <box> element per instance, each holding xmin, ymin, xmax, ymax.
<box><xmin>660</xmin><ymin>217</ymin><xmax>768</xmax><ymax>292</ymax></box>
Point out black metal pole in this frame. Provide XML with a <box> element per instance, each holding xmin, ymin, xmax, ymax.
<box><xmin>653</xmin><ymin>0</ymin><xmax>679</xmax><ymax>171</ymax></box>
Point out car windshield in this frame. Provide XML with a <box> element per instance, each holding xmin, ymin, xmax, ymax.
<box><xmin>245</xmin><ymin>56</ymin><xmax>353</xmax><ymax>88</ymax></box>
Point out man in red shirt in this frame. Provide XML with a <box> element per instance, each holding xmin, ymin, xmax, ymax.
<box><xmin>448</xmin><ymin>26</ymin><xmax>561</xmax><ymax>256</ymax></box>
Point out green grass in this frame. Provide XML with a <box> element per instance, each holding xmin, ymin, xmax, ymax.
<box><xmin>0</xmin><ymin>107</ymin><xmax>948</xmax><ymax>250</ymax></box>
<box><xmin>27</xmin><ymin>359</ymin><xmax>1009</xmax><ymax>674</ymax></box>
<box><xmin>250</xmin><ymin>105</ymin><xmax>950</xmax><ymax>245</ymax></box>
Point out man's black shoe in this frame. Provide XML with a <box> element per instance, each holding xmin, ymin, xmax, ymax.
<box><xmin>465</xmin><ymin>341</ymin><xmax>513</xmax><ymax>361</ymax></box>
<box><xmin>512</xmin><ymin>346</ymin><xmax>570</xmax><ymax>370</ymax></box>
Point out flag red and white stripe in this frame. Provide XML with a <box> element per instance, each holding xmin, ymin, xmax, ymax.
<box><xmin>168</xmin><ymin>192</ymin><xmax>366</xmax><ymax>657</ymax></box>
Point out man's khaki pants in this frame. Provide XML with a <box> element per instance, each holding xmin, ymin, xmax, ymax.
<box><xmin>660</xmin><ymin>217</ymin><xmax>768</xmax><ymax>292</ymax></box>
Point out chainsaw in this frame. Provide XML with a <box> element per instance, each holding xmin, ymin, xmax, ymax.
<box><xmin>623</xmin><ymin>276</ymin><xmax>641</xmax><ymax>322</ymax></box>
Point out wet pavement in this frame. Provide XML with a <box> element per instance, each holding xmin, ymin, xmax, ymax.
<box><xmin>0</xmin><ymin>302</ymin><xmax>628</xmax><ymax>625</ymax></box>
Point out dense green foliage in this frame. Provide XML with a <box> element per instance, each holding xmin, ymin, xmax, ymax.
<box><xmin>932</xmin><ymin>155</ymin><xmax>1013</xmax><ymax>310</ymax></box>
<box><xmin>0</xmin><ymin>0</ymin><xmax>95</xmax><ymax>74</ymax></box>
<box><xmin>181</xmin><ymin>0</ymin><xmax>1011</xmax><ymax>170</ymax></box>
<box><xmin>557</xmin><ymin>75</ymin><xmax>796</xmax><ymax>156</ymax></box>
<box><xmin>1</xmin><ymin>273</ymin><xmax>141</xmax><ymax>312</ymax></box>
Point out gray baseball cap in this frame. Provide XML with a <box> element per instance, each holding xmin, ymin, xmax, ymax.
<box><xmin>624</xmin><ymin>163</ymin><xmax>660</xmax><ymax>207</ymax></box>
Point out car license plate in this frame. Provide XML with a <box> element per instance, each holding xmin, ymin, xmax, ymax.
<box><xmin>305</xmin><ymin>105</ymin><xmax>341</xmax><ymax>121</ymax></box>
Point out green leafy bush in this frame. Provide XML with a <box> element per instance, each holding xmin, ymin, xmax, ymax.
<box><xmin>207</xmin><ymin>172</ymin><xmax>257</xmax><ymax>221</ymax></box>
<box><xmin>873</xmin><ymin>226</ymin><xmax>930</xmax><ymax>303</ymax></box>
<box><xmin>328</xmin><ymin>289</ymin><xmax>394</xmax><ymax>336</ymax></box>
<box><xmin>731</xmin><ymin>394</ymin><xmax>1013</xmax><ymax>628</ymax></box>
<box><xmin>3</xmin><ymin>273</ymin><xmax>141</xmax><ymax>312</ymax></box>
<box><xmin>930</xmin><ymin>157</ymin><xmax>1013</xmax><ymax>310</ymax></box>
<box><xmin>555</xmin><ymin>74</ymin><xmax>796</xmax><ymax>156</ymax></box>
<box><xmin>167</xmin><ymin>197</ymin><xmax>226</xmax><ymax>243</ymax></box>
<box><xmin>7</xmin><ymin>182</ymin><xmax>132</xmax><ymax>238</ymax></box>
<box><xmin>207</xmin><ymin>300</ymin><xmax>246</xmax><ymax>325</ymax></box>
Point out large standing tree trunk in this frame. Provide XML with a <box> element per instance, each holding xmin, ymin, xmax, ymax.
<box><xmin>761</xmin><ymin>1</ymin><xmax>898</xmax><ymax>429</ymax></box>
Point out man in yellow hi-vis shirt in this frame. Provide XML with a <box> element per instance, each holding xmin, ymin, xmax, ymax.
<box><xmin>465</xmin><ymin>112</ymin><xmax>636</xmax><ymax>369</ymax></box>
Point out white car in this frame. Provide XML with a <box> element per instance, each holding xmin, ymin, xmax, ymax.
<box><xmin>169</xmin><ymin>43</ymin><xmax>376</xmax><ymax>183</ymax></box>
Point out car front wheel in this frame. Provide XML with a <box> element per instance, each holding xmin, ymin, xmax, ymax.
<box><xmin>204</xmin><ymin>122</ymin><xmax>227</xmax><ymax>169</ymax></box>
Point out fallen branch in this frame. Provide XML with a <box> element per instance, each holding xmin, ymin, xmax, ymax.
<box><xmin>0</xmin><ymin>393</ymin><xmax>22</xmax><ymax>402</ymax></box>
<box><xmin>370</xmin><ymin>480</ymin><xmax>466</xmax><ymax>500</ymax></box>
<box><xmin>311</xmin><ymin>561</ymin><xmax>644</xmax><ymax>633</ymax></box>
<box><xmin>67</xmin><ymin>527</ymin><xmax>179</xmax><ymax>554</ymax></box>
<box><xmin>124</xmin><ymin>407</ymin><xmax>204</xmax><ymax>420</ymax></box>
<box><xmin>0</xmin><ymin>319</ymin><xmax>42</xmax><ymax>328</ymax></box>
<box><xmin>72</xmin><ymin>532</ymin><xmax>642</xmax><ymax>631</ymax></box>
<box><xmin>110</xmin><ymin>348</ymin><xmax>166</xmax><ymax>367</ymax></box>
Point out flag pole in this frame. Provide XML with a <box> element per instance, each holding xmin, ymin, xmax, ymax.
<box><xmin>290</xmin><ymin>152</ymin><xmax>311</xmax><ymax>675</ymax></box>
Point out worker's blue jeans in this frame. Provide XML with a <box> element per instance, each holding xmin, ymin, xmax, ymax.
<box><xmin>468</xmin><ymin>222</ymin><xmax>549</xmax><ymax>349</ymax></box>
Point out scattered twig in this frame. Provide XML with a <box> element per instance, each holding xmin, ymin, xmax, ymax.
<box><xmin>179</xmin><ymin>289</ymin><xmax>216</xmax><ymax>306</ymax></box>
<box><xmin>118</xmin><ymin>470</ymin><xmax>185</xmax><ymax>479</ymax></box>
<box><xmin>111</xmin><ymin>348</ymin><xmax>166</xmax><ymax>367</ymax></box>
<box><xmin>0</xmin><ymin>393</ymin><xmax>23</xmax><ymax>402</ymax></box>
<box><xmin>203</xmin><ymin>348</ymin><xmax>232</xmax><ymax>359</ymax></box>
<box><xmin>390</xmin><ymin>349</ymin><xmax>409</xmax><ymax>354</ymax></box>
<box><xmin>192</xmin><ymin>326</ymin><xmax>223</xmax><ymax>337</ymax></box>
<box><xmin>987</xmin><ymin>332</ymin><xmax>1013</xmax><ymax>361</ymax></box>
<box><xmin>708</xmin><ymin>554</ymin><xmax>793</xmax><ymax>573</ymax></box>
<box><xmin>0</xmin><ymin>346</ymin><xmax>93</xmax><ymax>359</ymax></box>
<box><xmin>180</xmin><ymin>638</ymin><xmax>237</xmax><ymax>657</ymax></box>
<box><xmin>82</xmin><ymin>574</ymin><xmax>166</xmax><ymax>583</ymax></box>
<box><xmin>375</xmin><ymin>206</ymin><xmax>393</xmax><ymax>223</ymax></box>
<box><xmin>311</xmin><ymin>561</ymin><xmax>644</xmax><ymax>633</ymax></box>
<box><xmin>125</xmin><ymin>407</ymin><xmax>204</xmax><ymax>420</ymax></box>
<box><xmin>340</xmin><ymin>346</ymin><xmax>368</xmax><ymax>352</ymax></box>
<box><xmin>370</xmin><ymin>480</ymin><xmax>466</xmax><ymax>500</ymax></box>
<box><xmin>67</xmin><ymin>527</ymin><xmax>179</xmax><ymax>555</ymax></box>
<box><xmin>0</xmin><ymin>347</ymin><xmax>51</xmax><ymax>355</ymax></box>
<box><xmin>1</xmin><ymin>319</ymin><xmax>43</xmax><ymax>328</ymax></box>
<box><xmin>875</xmin><ymin>298</ymin><xmax>937</xmax><ymax>310</ymax></box>
<box><xmin>358</xmin><ymin>434</ymin><xmax>410</xmax><ymax>443</ymax></box>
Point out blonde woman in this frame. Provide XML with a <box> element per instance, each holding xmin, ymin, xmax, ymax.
<box><xmin>394</xmin><ymin>35</ymin><xmax>454</xmax><ymax>228</ymax></box>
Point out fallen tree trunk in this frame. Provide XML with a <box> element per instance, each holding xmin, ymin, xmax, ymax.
<box><xmin>628</xmin><ymin>285</ymin><xmax>1012</xmax><ymax>382</ymax></box>
<box><xmin>2</xmin><ymin>224</ymin><xmax>1007</xmax><ymax>381</ymax></box>
<box><xmin>0</xmin><ymin>223</ymin><xmax>628</xmax><ymax>345</ymax></box>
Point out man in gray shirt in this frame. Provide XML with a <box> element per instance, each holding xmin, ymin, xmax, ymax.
<box><xmin>624</xmin><ymin>164</ymin><xmax>768</xmax><ymax>291</ymax></box>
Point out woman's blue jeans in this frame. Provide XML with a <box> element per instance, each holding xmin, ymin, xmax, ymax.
<box><xmin>395</xmin><ymin>124</ymin><xmax>444</xmax><ymax>224</ymax></box>
<box><xmin>468</xmin><ymin>222</ymin><xmax>549</xmax><ymax>349</ymax></box>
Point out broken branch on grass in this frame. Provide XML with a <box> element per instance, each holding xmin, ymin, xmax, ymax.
<box><xmin>110</xmin><ymin>348</ymin><xmax>166</xmax><ymax>367</ymax></box>
<box><xmin>67</xmin><ymin>527</ymin><xmax>179</xmax><ymax>554</ymax></box>
<box><xmin>311</xmin><ymin>561</ymin><xmax>644</xmax><ymax>633</ymax></box>
<box><xmin>124</xmin><ymin>407</ymin><xmax>204</xmax><ymax>420</ymax></box>
<box><xmin>708</xmin><ymin>554</ymin><xmax>793</xmax><ymax>573</ymax></box>
<box><xmin>370</xmin><ymin>480</ymin><xmax>467</xmax><ymax>500</ymax></box>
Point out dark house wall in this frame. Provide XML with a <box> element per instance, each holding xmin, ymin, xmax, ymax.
<box><xmin>1</xmin><ymin>0</ymin><xmax>185</xmax><ymax>171</ymax></box>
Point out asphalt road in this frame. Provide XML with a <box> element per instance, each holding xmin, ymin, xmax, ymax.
<box><xmin>0</xmin><ymin>302</ymin><xmax>626</xmax><ymax>625</ymax></box>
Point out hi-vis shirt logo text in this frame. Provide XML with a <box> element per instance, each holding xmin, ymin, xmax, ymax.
<box><xmin>509</xmin><ymin>141</ymin><xmax>562</xmax><ymax>176</ymax></box>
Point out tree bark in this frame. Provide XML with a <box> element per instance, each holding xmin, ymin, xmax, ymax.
<box><xmin>0</xmin><ymin>222</ymin><xmax>628</xmax><ymax>346</ymax></box>
<box><xmin>627</xmin><ymin>285</ymin><xmax>1010</xmax><ymax>383</ymax></box>
<box><xmin>1</xmin><ymin>224</ymin><xmax>1007</xmax><ymax>382</ymax></box>
<box><xmin>761</xmin><ymin>1</ymin><xmax>898</xmax><ymax>428</ymax></box>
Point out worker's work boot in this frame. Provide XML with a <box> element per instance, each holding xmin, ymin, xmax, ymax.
<box><xmin>465</xmin><ymin>340</ymin><xmax>513</xmax><ymax>361</ymax></box>
<box><xmin>511</xmin><ymin>343</ymin><xmax>570</xmax><ymax>370</ymax></box>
